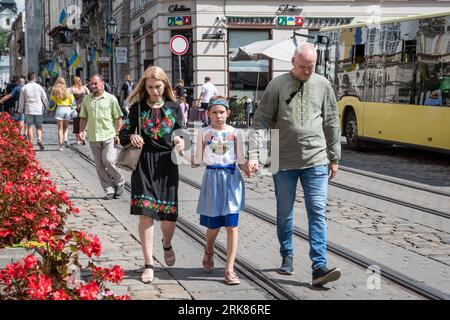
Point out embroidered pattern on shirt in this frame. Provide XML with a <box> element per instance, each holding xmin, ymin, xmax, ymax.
<box><xmin>205</xmin><ymin>130</ymin><xmax>235</xmax><ymax>155</ymax></box>
<box><xmin>292</xmin><ymin>82</ymin><xmax>310</xmax><ymax>127</ymax></box>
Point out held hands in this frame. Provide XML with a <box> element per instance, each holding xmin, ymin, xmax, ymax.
<box><xmin>173</xmin><ymin>136</ymin><xmax>185</xmax><ymax>157</ymax></box>
<box><xmin>130</xmin><ymin>134</ymin><xmax>145</xmax><ymax>148</ymax></box>
<box><xmin>240</xmin><ymin>160</ymin><xmax>260</xmax><ymax>178</ymax></box>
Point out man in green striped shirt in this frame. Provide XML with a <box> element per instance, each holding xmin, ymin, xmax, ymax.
<box><xmin>80</xmin><ymin>74</ymin><xmax>125</xmax><ymax>200</ymax></box>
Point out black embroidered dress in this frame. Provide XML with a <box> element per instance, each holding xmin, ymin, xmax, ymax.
<box><xmin>119</xmin><ymin>100</ymin><xmax>184</xmax><ymax>221</ymax></box>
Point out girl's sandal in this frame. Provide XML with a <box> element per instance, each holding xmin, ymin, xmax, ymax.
<box><xmin>202</xmin><ymin>250</ymin><xmax>214</xmax><ymax>272</ymax></box>
<box><xmin>162</xmin><ymin>239</ymin><xmax>176</xmax><ymax>267</ymax></box>
<box><xmin>141</xmin><ymin>264</ymin><xmax>154</xmax><ymax>284</ymax></box>
<box><xmin>224</xmin><ymin>271</ymin><xmax>240</xmax><ymax>285</ymax></box>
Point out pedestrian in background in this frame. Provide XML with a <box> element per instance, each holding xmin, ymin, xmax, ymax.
<box><xmin>2</xmin><ymin>76</ymin><xmax>18</xmax><ymax>115</ymax></box>
<box><xmin>0</xmin><ymin>77</ymin><xmax>26</xmax><ymax>137</ymax></box>
<box><xmin>248</xmin><ymin>42</ymin><xmax>342</xmax><ymax>286</ymax></box>
<box><xmin>48</xmin><ymin>77</ymin><xmax>77</xmax><ymax>151</ymax></box>
<box><xmin>119</xmin><ymin>66</ymin><xmax>186</xmax><ymax>284</ymax></box>
<box><xmin>190</xmin><ymin>95</ymin><xmax>250</xmax><ymax>285</ymax></box>
<box><xmin>179</xmin><ymin>96</ymin><xmax>189</xmax><ymax>127</ymax></box>
<box><xmin>18</xmin><ymin>72</ymin><xmax>48</xmax><ymax>150</ymax></box>
<box><xmin>198</xmin><ymin>76</ymin><xmax>217</xmax><ymax>127</ymax></box>
<box><xmin>70</xmin><ymin>76</ymin><xmax>90</xmax><ymax>145</ymax></box>
<box><xmin>175</xmin><ymin>79</ymin><xmax>185</xmax><ymax>99</ymax></box>
<box><xmin>121</xmin><ymin>74</ymin><xmax>134</xmax><ymax>116</ymax></box>
<box><xmin>79</xmin><ymin>74</ymin><xmax>125</xmax><ymax>200</ymax></box>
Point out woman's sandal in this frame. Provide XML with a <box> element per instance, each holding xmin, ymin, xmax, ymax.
<box><xmin>202</xmin><ymin>250</ymin><xmax>214</xmax><ymax>272</ymax></box>
<box><xmin>224</xmin><ymin>271</ymin><xmax>240</xmax><ymax>285</ymax></box>
<box><xmin>141</xmin><ymin>264</ymin><xmax>154</xmax><ymax>284</ymax></box>
<box><xmin>162</xmin><ymin>239</ymin><xmax>176</xmax><ymax>267</ymax></box>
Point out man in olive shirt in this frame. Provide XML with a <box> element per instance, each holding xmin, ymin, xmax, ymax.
<box><xmin>248</xmin><ymin>42</ymin><xmax>341</xmax><ymax>286</ymax></box>
<box><xmin>79</xmin><ymin>74</ymin><xmax>125</xmax><ymax>200</ymax></box>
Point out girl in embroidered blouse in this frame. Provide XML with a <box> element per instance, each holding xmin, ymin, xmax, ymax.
<box><xmin>189</xmin><ymin>95</ymin><xmax>250</xmax><ymax>285</ymax></box>
<box><xmin>119</xmin><ymin>66</ymin><xmax>185</xmax><ymax>284</ymax></box>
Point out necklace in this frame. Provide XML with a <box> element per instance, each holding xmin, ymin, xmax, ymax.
<box><xmin>147</xmin><ymin>99</ymin><xmax>165</xmax><ymax>108</ymax></box>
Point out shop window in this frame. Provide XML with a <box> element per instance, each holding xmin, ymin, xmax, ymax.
<box><xmin>352</xmin><ymin>44</ymin><xmax>365</xmax><ymax>64</ymax></box>
<box><xmin>402</xmin><ymin>40</ymin><xmax>417</xmax><ymax>62</ymax></box>
<box><xmin>229</xmin><ymin>30</ymin><xmax>270</xmax><ymax>100</ymax></box>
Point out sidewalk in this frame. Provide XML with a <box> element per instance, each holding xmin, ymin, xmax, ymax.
<box><xmin>36</xmin><ymin>141</ymin><xmax>192</xmax><ymax>300</ymax></box>
<box><xmin>32</xmin><ymin>124</ymin><xmax>272</xmax><ymax>300</ymax></box>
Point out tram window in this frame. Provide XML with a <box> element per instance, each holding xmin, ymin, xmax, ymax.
<box><xmin>402</xmin><ymin>40</ymin><xmax>417</xmax><ymax>62</ymax></box>
<box><xmin>352</xmin><ymin>44</ymin><xmax>365</xmax><ymax>64</ymax></box>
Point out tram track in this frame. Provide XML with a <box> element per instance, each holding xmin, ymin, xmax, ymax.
<box><xmin>339</xmin><ymin>165</ymin><xmax>450</xmax><ymax>198</ymax></box>
<box><xmin>328</xmin><ymin>180</ymin><xmax>450</xmax><ymax>219</ymax></box>
<box><xmin>69</xmin><ymin>145</ymin><xmax>449</xmax><ymax>300</ymax></box>
<box><xmin>69</xmin><ymin>146</ymin><xmax>298</xmax><ymax>300</ymax></box>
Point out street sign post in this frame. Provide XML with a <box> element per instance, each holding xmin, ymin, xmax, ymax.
<box><xmin>169</xmin><ymin>35</ymin><xmax>189</xmax><ymax>80</ymax></box>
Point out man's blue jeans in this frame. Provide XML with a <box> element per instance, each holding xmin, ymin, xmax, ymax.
<box><xmin>273</xmin><ymin>165</ymin><xmax>328</xmax><ymax>271</ymax></box>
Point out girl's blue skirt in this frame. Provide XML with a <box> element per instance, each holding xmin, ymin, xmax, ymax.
<box><xmin>197</xmin><ymin>165</ymin><xmax>245</xmax><ymax>229</ymax></box>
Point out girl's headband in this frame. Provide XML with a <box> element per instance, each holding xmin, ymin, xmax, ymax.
<box><xmin>208</xmin><ymin>99</ymin><xmax>229</xmax><ymax>110</ymax></box>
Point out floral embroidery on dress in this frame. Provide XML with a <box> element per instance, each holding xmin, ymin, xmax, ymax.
<box><xmin>142</xmin><ymin>108</ymin><xmax>175</xmax><ymax>140</ymax></box>
<box><xmin>205</xmin><ymin>130</ymin><xmax>235</xmax><ymax>155</ymax></box>
<box><xmin>131</xmin><ymin>195</ymin><xmax>177</xmax><ymax>214</ymax></box>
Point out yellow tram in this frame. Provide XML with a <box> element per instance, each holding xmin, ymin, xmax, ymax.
<box><xmin>319</xmin><ymin>11</ymin><xmax>450</xmax><ymax>153</ymax></box>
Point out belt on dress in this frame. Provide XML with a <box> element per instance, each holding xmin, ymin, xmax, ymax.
<box><xmin>206</xmin><ymin>164</ymin><xmax>237</xmax><ymax>174</ymax></box>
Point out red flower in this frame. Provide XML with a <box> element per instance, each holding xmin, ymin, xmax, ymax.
<box><xmin>36</xmin><ymin>229</ymin><xmax>52</xmax><ymax>242</ymax></box>
<box><xmin>159</xmin><ymin>205</ymin><xmax>165</xmax><ymax>212</ymax></box>
<box><xmin>80</xmin><ymin>233</ymin><xmax>102</xmax><ymax>257</ymax></box>
<box><xmin>142</xmin><ymin>200</ymin><xmax>149</xmax><ymax>208</ymax></box>
<box><xmin>26</xmin><ymin>274</ymin><xmax>53</xmax><ymax>300</ymax></box>
<box><xmin>78</xmin><ymin>281</ymin><xmax>100</xmax><ymax>300</ymax></box>
<box><xmin>23</xmin><ymin>255</ymin><xmax>38</xmax><ymax>270</ymax></box>
<box><xmin>0</xmin><ymin>229</ymin><xmax>11</xmax><ymax>238</ymax></box>
<box><xmin>52</xmin><ymin>289</ymin><xmax>72</xmax><ymax>300</ymax></box>
<box><xmin>170</xmin><ymin>206</ymin><xmax>177</xmax><ymax>214</ymax></box>
<box><xmin>105</xmin><ymin>266</ymin><xmax>125</xmax><ymax>284</ymax></box>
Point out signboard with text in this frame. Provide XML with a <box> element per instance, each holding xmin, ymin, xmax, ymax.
<box><xmin>116</xmin><ymin>47</ymin><xmax>128</xmax><ymax>64</ymax></box>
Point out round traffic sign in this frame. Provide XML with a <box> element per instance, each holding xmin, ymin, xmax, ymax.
<box><xmin>170</xmin><ymin>35</ymin><xmax>189</xmax><ymax>55</ymax></box>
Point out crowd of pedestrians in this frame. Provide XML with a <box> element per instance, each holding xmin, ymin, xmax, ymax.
<box><xmin>0</xmin><ymin>41</ymin><xmax>342</xmax><ymax>288</ymax></box>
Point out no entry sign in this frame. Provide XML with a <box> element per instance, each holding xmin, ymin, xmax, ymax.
<box><xmin>170</xmin><ymin>35</ymin><xmax>189</xmax><ymax>55</ymax></box>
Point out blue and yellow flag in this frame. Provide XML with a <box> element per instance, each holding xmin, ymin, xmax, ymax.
<box><xmin>59</xmin><ymin>9</ymin><xmax>67</xmax><ymax>25</ymax></box>
<box><xmin>69</xmin><ymin>49</ymin><xmax>81</xmax><ymax>69</ymax></box>
<box><xmin>90</xmin><ymin>47</ymin><xmax>99</xmax><ymax>64</ymax></box>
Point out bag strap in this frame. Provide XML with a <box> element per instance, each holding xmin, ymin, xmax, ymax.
<box><xmin>137</xmin><ymin>103</ymin><xmax>141</xmax><ymax>136</ymax></box>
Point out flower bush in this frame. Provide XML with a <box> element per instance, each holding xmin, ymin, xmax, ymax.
<box><xmin>0</xmin><ymin>113</ymin><xmax>77</xmax><ymax>246</ymax></box>
<box><xmin>0</xmin><ymin>113</ymin><xmax>129</xmax><ymax>300</ymax></box>
<box><xmin>0</xmin><ymin>231</ymin><xmax>128</xmax><ymax>300</ymax></box>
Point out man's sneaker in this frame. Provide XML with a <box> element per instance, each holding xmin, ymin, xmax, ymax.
<box><xmin>312</xmin><ymin>266</ymin><xmax>341</xmax><ymax>286</ymax></box>
<box><xmin>64</xmin><ymin>141</ymin><xmax>70</xmax><ymax>148</ymax></box>
<box><xmin>114</xmin><ymin>184</ymin><xmax>124</xmax><ymax>199</ymax></box>
<box><xmin>278</xmin><ymin>256</ymin><xmax>294</xmax><ymax>275</ymax></box>
<box><xmin>37</xmin><ymin>141</ymin><xmax>44</xmax><ymax>151</ymax></box>
<box><xmin>104</xmin><ymin>193</ymin><xmax>115</xmax><ymax>200</ymax></box>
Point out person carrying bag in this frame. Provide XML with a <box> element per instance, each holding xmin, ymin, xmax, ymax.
<box><xmin>116</xmin><ymin>103</ymin><xmax>142</xmax><ymax>171</ymax></box>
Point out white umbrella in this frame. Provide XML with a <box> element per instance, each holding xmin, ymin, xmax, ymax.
<box><xmin>229</xmin><ymin>35</ymin><xmax>306</xmax><ymax>62</ymax></box>
<box><xmin>229</xmin><ymin>35</ymin><xmax>306</xmax><ymax>103</ymax></box>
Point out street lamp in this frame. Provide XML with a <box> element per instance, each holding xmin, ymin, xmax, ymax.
<box><xmin>107</xmin><ymin>17</ymin><xmax>118</xmax><ymax>94</ymax></box>
<box><xmin>107</xmin><ymin>17</ymin><xmax>118</xmax><ymax>37</ymax></box>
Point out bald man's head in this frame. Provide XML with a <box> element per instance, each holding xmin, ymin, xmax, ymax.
<box><xmin>291</xmin><ymin>42</ymin><xmax>317</xmax><ymax>81</ymax></box>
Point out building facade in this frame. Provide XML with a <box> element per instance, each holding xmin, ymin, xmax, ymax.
<box><xmin>129</xmin><ymin>0</ymin><xmax>450</xmax><ymax>101</ymax></box>
<box><xmin>8</xmin><ymin>11</ymin><xmax>24</xmax><ymax>80</ymax></box>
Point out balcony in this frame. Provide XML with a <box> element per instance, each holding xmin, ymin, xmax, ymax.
<box><xmin>131</xmin><ymin>0</ymin><xmax>156</xmax><ymax>18</ymax></box>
